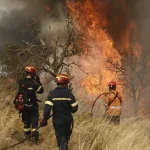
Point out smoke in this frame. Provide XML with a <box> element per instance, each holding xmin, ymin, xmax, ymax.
<box><xmin>135</xmin><ymin>0</ymin><xmax>150</xmax><ymax>50</ymax></box>
<box><xmin>0</xmin><ymin>0</ymin><xmax>25</xmax><ymax>45</ymax></box>
<box><xmin>0</xmin><ymin>0</ymin><xmax>26</xmax><ymax>20</ymax></box>
<box><xmin>68</xmin><ymin>0</ymin><xmax>150</xmax><ymax>51</ymax></box>
<box><xmin>106</xmin><ymin>0</ymin><xmax>150</xmax><ymax>50</ymax></box>
<box><xmin>1</xmin><ymin>0</ymin><xmax>150</xmax><ymax>49</ymax></box>
<box><xmin>106</xmin><ymin>0</ymin><xmax>135</xmax><ymax>50</ymax></box>
<box><xmin>0</xmin><ymin>0</ymin><xmax>65</xmax><ymax>46</ymax></box>
<box><xmin>1</xmin><ymin>0</ymin><xmax>150</xmax><ymax>115</ymax></box>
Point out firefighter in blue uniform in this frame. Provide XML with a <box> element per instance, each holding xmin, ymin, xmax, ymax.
<box><xmin>18</xmin><ymin>66</ymin><xmax>44</xmax><ymax>143</ymax></box>
<box><xmin>40</xmin><ymin>74</ymin><xmax>78</xmax><ymax>150</ymax></box>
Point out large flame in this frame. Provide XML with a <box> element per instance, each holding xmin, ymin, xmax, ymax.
<box><xmin>67</xmin><ymin>0</ymin><xmax>135</xmax><ymax>95</ymax></box>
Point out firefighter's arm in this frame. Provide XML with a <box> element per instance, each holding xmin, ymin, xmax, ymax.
<box><xmin>36</xmin><ymin>82</ymin><xmax>44</xmax><ymax>94</ymax></box>
<box><xmin>70</xmin><ymin>94</ymin><xmax>78</xmax><ymax>113</ymax></box>
<box><xmin>33</xmin><ymin>75</ymin><xmax>44</xmax><ymax>94</ymax></box>
<box><xmin>40</xmin><ymin>93</ymin><xmax>53</xmax><ymax>127</ymax></box>
<box><xmin>43</xmin><ymin>93</ymin><xmax>53</xmax><ymax>120</ymax></box>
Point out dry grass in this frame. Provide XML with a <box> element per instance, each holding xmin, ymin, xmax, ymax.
<box><xmin>0</xmin><ymin>77</ymin><xmax>17</xmax><ymax>108</ymax></box>
<box><xmin>0</xmin><ymin>111</ymin><xmax>150</xmax><ymax>150</ymax></box>
<box><xmin>0</xmin><ymin>77</ymin><xmax>150</xmax><ymax>150</ymax></box>
<box><xmin>71</xmin><ymin>115</ymin><xmax>150</xmax><ymax>150</ymax></box>
<box><xmin>0</xmin><ymin>107</ymin><xmax>19</xmax><ymax>150</ymax></box>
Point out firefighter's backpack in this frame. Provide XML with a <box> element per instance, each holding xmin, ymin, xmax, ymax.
<box><xmin>14</xmin><ymin>83</ymin><xmax>34</xmax><ymax>112</ymax></box>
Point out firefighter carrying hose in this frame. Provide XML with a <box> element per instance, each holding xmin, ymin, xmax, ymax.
<box><xmin>104</xmin><ymin>81</ymin><xmax>122</xmax><ymax>125</ymax></box>
<box><xmin>40</xmin><ymin>74</ymin><xmax>78</xmax><ymax>150</ymax></box>
<box><xmin>14</xmin><ymin>66</ymin><xmax>44</xmax><ymax>143</ymax></box>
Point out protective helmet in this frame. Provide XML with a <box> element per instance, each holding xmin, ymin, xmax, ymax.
<box><xmin>25</xmin><ymin>66</ymin><xmax>36</xmax><ymax>74</ymax></box>
<box><xmin>56</xmin><ymin>74</ymin><xmax>69</xmax><ymax>84</ymax></box>
<box><xmin>108</xmin><ymin>81</ymin><xmax>116</xmax><ymax>86</ymax></box>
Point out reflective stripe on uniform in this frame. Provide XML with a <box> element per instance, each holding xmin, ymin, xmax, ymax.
<box><xmin>24</xmin><ymin>128</ymin><xmax>31</xmax><ymax>132</ymax></box>
<box><xmin>37</xmin><ymin>86</ymin><xmax>42</xmax><ymax>92</ymax></box>
<box><xmin>52</xmin><ymin>98</ymin><xmax>71</xmax><ymax>101</ymax></box>
<box><xmin>71</xmin><ymin>101</ymin><xmax>78</xmax><ymax>107</ymax></box>
<box><xmin>32</xmin><ymin>128</ymin><xmax>37</xmax><ymax>132</ymax></box>
<box><xmin>45</xmin><ymin>101</ymin><xmax>53</xmax><ymax>106</ymax></box>
<box><xmin>28</xmin><ymin>88</ymin><xmax>33</xmax><ymax>90</ymax></box>
<box><xmin>110</xmin><ymin>106</ymin><xmax>121</xmax><ymax>109</ymax></box>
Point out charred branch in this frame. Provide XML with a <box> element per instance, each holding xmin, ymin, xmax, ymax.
<box><xmin>0</xmin><ymin>12</ymin><xmax>89</xmax><ymax>82</ymax></box>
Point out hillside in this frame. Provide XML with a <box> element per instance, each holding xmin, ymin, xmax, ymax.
<box><xmin>0</xmin><ymin>77</ymin><xmax>150</xmax><ymax>150</ymax></box>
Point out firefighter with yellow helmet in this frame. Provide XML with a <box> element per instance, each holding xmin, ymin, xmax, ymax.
<box><xmin>104</xmin><ymin>81</ymin><xmax>122</xmax><ymax>125</ymax></box>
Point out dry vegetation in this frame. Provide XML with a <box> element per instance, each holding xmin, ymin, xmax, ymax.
<box><xmin>106</xmin><ymin>48</ymin><xmax>150</xmax><ymax>117</ymax></box>
<box><xmin>0</xmin><ymin>78</ymin><xmax>150</xmax><ymax>150</ymax></box>
<box><xmin>0</xmin><ymin>17</ymin><xmax>89</xmax><ymax>81</ymax></box>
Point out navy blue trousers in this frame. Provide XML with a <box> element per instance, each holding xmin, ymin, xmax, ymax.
<box><xmin>54</xmin><ymin>124</ymin><xmax>72</xmax><ymax>150</ymax></box>
<box><xmin>22</xmin><ymin>104</ymin><xmax>39</xmax><ymax>139</ymax></box>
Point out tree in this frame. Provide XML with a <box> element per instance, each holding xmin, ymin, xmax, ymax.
<box><xmin>0</xmin><ymin>14</ymin><xmax>89</xmax><ymax>81</ymax></box>
<box><xmin>106</xmin><ymin>47</ymin><xmax>150</xmax><ymax>117</ymax></box>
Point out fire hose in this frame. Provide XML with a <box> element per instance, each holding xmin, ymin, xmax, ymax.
<box><xmin>1</xmin><ymin>93</ymin><xmax>105</xmax><ymax>150</ymax></box>
<box><xmin>91</xmin><ymin>93</ymin><xmax>106</xmax><ymax>115</ymax></box>
<box><xmin>91</xmin><ymin>91</ymin><xmax>122</xmax><ymax>115</ymax></box>
<box><xmin>1</xmin><ymin>126</ymin><xmax>41</xmax><ymax>150</ymax></box>
<box><xmin>1</xmin><ymin>112</ymin><xmax>74</xmax><ymax>150</ymax></box>
<box><xmin>1</xmin><ymin>114</ymin><xmax>53</xmax><ymax>150</ymax></box>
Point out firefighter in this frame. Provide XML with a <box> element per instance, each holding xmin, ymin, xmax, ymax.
<box><xmin>18</xmin><ymin>66</ymin><xmax>44</xmax><ymax>143</ymax></box>
<box><xmin>40</xmin><ymin>74</ymin><xmax>78</xmax><ymax>150</ymax></box>
<box><xmin>104</xmin><ymin>81</ymin><xmax>122</xmax><ymax>125</ymax></box>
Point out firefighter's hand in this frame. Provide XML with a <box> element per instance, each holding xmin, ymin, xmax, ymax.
<box><xmin>40</xmin><ymin>119</ymin><xmax>48</xmax><ymax>127</ymax></box>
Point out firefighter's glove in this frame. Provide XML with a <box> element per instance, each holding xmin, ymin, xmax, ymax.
<box><xmin>40</xmin><ymin>119</ymin><xmax>48</xmax><ymax>127</ymax></box>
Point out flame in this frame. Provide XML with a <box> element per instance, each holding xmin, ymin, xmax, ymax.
<box><xmin>81</xmin><ymin>74</ymin><xmax>103</xmax><ymax>95</ymax></box>
<box><xmin>67</xmin><ymin>0</ymin><xmax>137</xmax><ymax>95</ymax></box>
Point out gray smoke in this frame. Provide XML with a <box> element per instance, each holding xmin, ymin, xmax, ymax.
<box><xmin>135</xmin><ymin>0</ymin><xmax>150</xmax><ymax>50</ymax></box>
<box><xmin>0</xmin><ymin>0</ymin><xmax>150</xmax><ymax>50</ymax></box>
<box><xmin>104</xmin><ymin>0</ymin><xmax>150</xmax><ymax>51</ymax></box>
<box><xmin>0</xmin><ymin>0</ymin><xmax>65</xmax><ymax>47</ymax></box>
<box><xmin>123</xmin><ymin>0</ymin><xmax>150</xmax><ymax>50</ymax></box>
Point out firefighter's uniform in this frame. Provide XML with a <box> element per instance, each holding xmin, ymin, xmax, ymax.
<box><xmin>19</xmin><ymin>77</ymin><xmax>44</xmax><ymax>141</ymax></box>
<box><xmin>104</xmin><ymin>90</ymin><xmax>122</xmax><ymax>124</ymax></box>
<box><xmin>43</xmin><ymin>86</ymin><xmax>78</xmax><ymax>150</ymax></box>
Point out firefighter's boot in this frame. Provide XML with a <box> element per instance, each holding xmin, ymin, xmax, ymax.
<box><xmin>24</xmin><ymin>131</ymin><xmax>31</xmax><ymax>138</ymax></box>
<box><xmin>31</xmin><ymin>131</ymin><xmax>39</xmax><ymax>144</ymax></box>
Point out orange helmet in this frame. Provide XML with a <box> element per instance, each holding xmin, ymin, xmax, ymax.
<box><xmin>25</xmin><ymin>66</ymin><xmax>36</xmax><ymax>74</ymax></box>
<box><xmin>56</xmin><ymin>74</ymin><xmax>69</xmax><ymax>84</ymax></box>
<box><xmin>108</xmin><ymin>81</ymin><xmax>116</xmax><ymax>86</ymax></box>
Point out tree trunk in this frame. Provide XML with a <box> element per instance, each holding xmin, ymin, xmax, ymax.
<box><xmin>133</xmin><ymin>93</ymin><xmax>138</xmax><ymax>118</ymax></box>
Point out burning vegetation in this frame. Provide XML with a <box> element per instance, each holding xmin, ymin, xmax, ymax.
<box><xmin>0</xmin><ymin>0</ymin><xmax>150</xmax><ymax>117</ymax></box>
<box><xmin>0</xmin><ymin>0</ymin><xmax>150</xmax><ymax>150</ymax></box>
<box><xmin>67</xmin><ymin>0</ymin><xmax>150</xmax><ymax>117</ymax></box>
